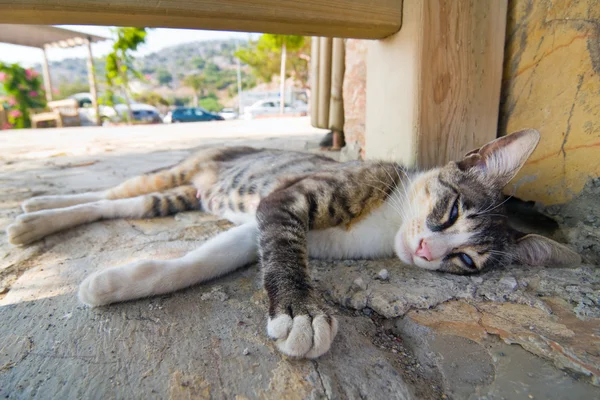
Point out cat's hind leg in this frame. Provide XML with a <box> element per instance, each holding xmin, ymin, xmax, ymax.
<box><xmin>22</xmin><ymin>191</ymin><xmax>108</xmax><ymax>213</ymax></box>
<box><xmin>78</xmin><ymin>221</ymin><xmax>258</xmax><ymax>306</ymax></box>
<box><xmin>21</xmin><ymin>161</ymin><xmax>194</xmax><ymax>213</ymax></box>
<box><xmin>7</xmin><ymin>186</ymin><xmax>198</xmax><ymax>246</ymax></box>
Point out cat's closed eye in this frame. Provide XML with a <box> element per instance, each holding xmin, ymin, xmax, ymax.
<box><xmin>447</xmin><ymin>198</ymin><xmax>459</xmax><ymax>226</ymax></box>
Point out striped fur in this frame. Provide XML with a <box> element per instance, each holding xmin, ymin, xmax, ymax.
<box><xmin>6</xmin><ymin>130</ymin><xmax>581</xmax><ymax>359</ymax></box>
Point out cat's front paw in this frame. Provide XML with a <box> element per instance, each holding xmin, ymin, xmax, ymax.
<box><xmin>78</xmin><ymin>268</ymin><xmax>125</xmax><ymax>307</ymax></box>
<box><xmin>267</xmin><ymin>300</ymin><xmax>339</xmax><ymax>359</ymax></box>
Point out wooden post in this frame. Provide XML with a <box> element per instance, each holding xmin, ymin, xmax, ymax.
<box><xmin>365</xmin><ymin>0</ymin><xmax>507</xmax><ymax>168</ymax></box>
<box><xmin>85</xmin><ymin>38</ymin><xmax>100</xmax><ymax>126</ymax></box>
<box><xmin>309</xmin><ymin>37</ymin><xmax>320</xmax><ymax>127</ymax></box>
<box><xmin>41</xmin><ymin>47</ymin><xmax>53</xmax><ymax>102</ymax></box>
<box><xmin>317</xmin><ymin>37</ymin><xmax>332</xmax><ymax>129</ymax></box>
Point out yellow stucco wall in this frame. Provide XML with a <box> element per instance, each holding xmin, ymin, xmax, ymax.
<box><xmin>500</xmin><ymin>0</ymin><xmax>600</xmax><ymax>205</ymax></box>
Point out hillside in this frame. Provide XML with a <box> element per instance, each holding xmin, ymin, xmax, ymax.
<box><xmin>34</xmin><ymin>39</ymin><xmax>253</xmax><ymax>96</ymax></box>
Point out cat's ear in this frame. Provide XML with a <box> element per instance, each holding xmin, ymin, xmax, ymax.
<box><xmin>457</xmin><ymin>129</ymin><xmax>540</xmax><ymax>188</ymax></box>
<box><xmin>513</xmin><ymin>234</ymin><xmax>581</xmax><ymax>266</ymax></box>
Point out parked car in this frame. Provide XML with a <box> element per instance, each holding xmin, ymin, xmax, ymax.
<box><xmin>69</xmin><ymin>92</ymin><xmax>162</xmax><ymax>125</ymax></box>
<box><xmin>242</xmin><ymin>98</ymin><xmax>293</xmax><ymax>120</ymax></box>
<box><xmin>218</xmin><ymin>107</ymin><xmax>238</xmax><ymax>120</ymax></box>
<box><xmin>114</xmin><ymin>103</ymin><xmax>162</xmax><ymax>124</ymax></box>
<box><xmin>164</xmin><ymin>107</ymin><xmax>224</xmax><ymax>123</ymax></box>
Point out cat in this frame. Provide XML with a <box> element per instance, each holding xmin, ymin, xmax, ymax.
<box><xmin>6</xmin><ymin>128</ymin><xmax>580</xmax><ymax>359</ymax></box>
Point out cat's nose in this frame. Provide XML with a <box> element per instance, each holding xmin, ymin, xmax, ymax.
<box><xmin>415</xmin><ymin>239</ymin><xmax>432</xmax><ymax>261</ymax></box>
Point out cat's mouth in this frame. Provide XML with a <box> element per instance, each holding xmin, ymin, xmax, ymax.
<box><xmin>395</xmin><ymin>230</ymin><xmax>442</xmax><ymax>270</ymax></box>
<box><xmin>394</xmin><ymin>230</ymin><xmax>414</xmax><ymax>265</ymax></box>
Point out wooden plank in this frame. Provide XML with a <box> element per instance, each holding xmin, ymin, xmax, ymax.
<box><xmin>499</xmin><ymin>0</ymin><xmax>600</xmax><ymax>205</ymax></box>
<box><xmin>0</xmin><ymin>0</ymin><xmax>402</xmax><ymax>39</ymax></box>
<box><xmin>365</xmin><ymin>0</ymin><xmax>507</xmax><ymax>168</ymax></box>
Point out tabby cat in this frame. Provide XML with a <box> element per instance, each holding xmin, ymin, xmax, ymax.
<box><xmin>6</xmin><ymin>129</ymin><xmax>580</xmax><ymax>359</ymax></box>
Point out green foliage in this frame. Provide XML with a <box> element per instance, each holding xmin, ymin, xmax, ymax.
<box><xmin>105</xmin><ymin>27</ymin><xmax>149</xmax><ymax>121</ymax></box>
<box><xmin>0</xmin><ymin>63</ymin><xmax>46</xmax><ymax>129</ymax></box>
<box><xmin>198</xmin><ymin>92</ymin><xmax>223</xmax><ymax>112</ymax></box>
<box><xmin>172</xmin><ymin>97</ymin><xmax>191</xmax><ymax>107</ymax></box>
<box><xmin>235</xmin><ymin>35</ymin><xmax>309</xmax><ymax>84</ymax></box>
<box><xmin>156</xmin><ymin>68</ymin><xmax>173</xmax><ymax>86</ymax></box>
<box><xmin>192</xmin><ymin>56</ymin><xmax>206</xmax><ymax>69</ymax></box>
<box><xmin>105</xmin><ymin>27</ymin><xmax>148</xmax><ymax>86</ymax></box>
<box><xmin>262</xmin><ymin>34</ymin><xmax>305</xmax><ymax>51</ymax></box>
<box><xmin>133</xmin><ymin>92</ymin><xmax>170</xmax><ymax>107</ymax></box>
<box><xmin>56</xmin><ymin>81</ymin><xmax>90</xmax><ymax>99</ymax></box>
<box><xmin>183</xmin><ymin>74</ymin><xmax>206</xmax><ymax>96</ymax></box>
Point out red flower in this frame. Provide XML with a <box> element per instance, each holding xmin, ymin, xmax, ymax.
<box><xmin>0</xmin><ymin>72</ymin><xmax>6</xmax><ymax>82</ymax></box>
<box><xmin>9</xmin><ymin>109</ymin><xmax>22</xmax><ymax>118</ymax></box>
<box><xmin>25</xmin><ymin>69</ymin><xmax>38</xmax><ymax>80</ymax></box>
<box><xmin>7</xmin><ymin>97</ymin><xmax>17</xmax><ymax>106</ymax></box>
<box><xmin>29</xmin><ymin>91</ymin><xmax>38</xmax><ymax>97</ymax></box>
<box><xmin>2</xmin><ymin>122</ymin><xmax>12</xmax><ymax>130</ymax></box>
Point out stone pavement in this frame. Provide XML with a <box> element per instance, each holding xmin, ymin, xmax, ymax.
<box><xmin>1</xmin><ymin>119</ymin><xmax>598</xmax><ymax>399</ymax></box>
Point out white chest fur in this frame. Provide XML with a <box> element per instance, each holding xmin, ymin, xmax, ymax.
<box><xmin>307</xmin><ymin>197</ymin><xmax>403</xmax><ymax>260</ymax></box>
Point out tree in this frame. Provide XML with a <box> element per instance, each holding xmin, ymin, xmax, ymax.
<box><xmin>133</xmin><ymin>91</ymin><xmax>170</xmax><ymax>107</ymax></box>
<box><xmin>262</xmin><ymin>35</ymin><xmax>304</xmax><ymax>113</ymax></box>
<box><xmin>156</xmin><ymin>68</ymin><xmax>173</xmax><ymax>86</ymax></box>
<box><xmin>183</xmin><ymin>74</ymin><xmax>206</xmax><ymax>107</ymax></box>
<box><xmin>105</xmin><ymin>27</ymin><xmax>148</xmax><ymax>123</ymax></box>
<box><xmin>235</xmin><ymin>35</ymin><xmax>307</xmax><ymax>113</ymax></box>
<box><xmin>198</xmin><ymin>92</ymin><xmax>223</xmax><ymax>112</ymax></box>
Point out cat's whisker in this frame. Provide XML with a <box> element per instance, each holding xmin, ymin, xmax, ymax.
<box><xmin>363</xmin><ymin>170</ymin><xmax>409</xmax><ymax>220</ymax></box>
<box><xmin>391</xmin><ymin>165</ymin><xmax>417</xmax><ymax>216</ymax></box>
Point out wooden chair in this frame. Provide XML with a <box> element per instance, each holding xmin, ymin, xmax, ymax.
<box><xmin>0</xmin><ymin>105</ymin><xmax>7</xmax><ymax>129</ymax></box>
<box><xmin>30</xmin><ymin>99</ymin><xmax>81</xmax><ymax>128</ymax></box>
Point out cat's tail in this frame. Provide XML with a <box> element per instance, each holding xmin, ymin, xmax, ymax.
<box><xmin>78</xmin><ymin>222</ymin><xmax>259</xmax><ymax>306</ymax></box>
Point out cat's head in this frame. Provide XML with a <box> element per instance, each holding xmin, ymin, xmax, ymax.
<box><xmin>394</xmin><ymin>129</ymin><xmax>581</xmax><ymax>274</ymax></box>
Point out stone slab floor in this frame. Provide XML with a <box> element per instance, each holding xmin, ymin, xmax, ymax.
<box><xmin>0</xmin><ymin>118</ymin><xmax>598</xmax><ymax>399</ymax></box>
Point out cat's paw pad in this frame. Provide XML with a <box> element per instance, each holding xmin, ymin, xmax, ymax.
<box><xmin>6</xmin><ymin>212</ymin><xmax>49</xmax><ymax>246</ymax></box>
<box><xmin>267</xmin><ymin>310</ymin><xmax>338</xmax><ymax>359</ymax></box>
<box><xmin>78</xmin><ymin>270</ymin><xmax>121</xmax><ymax>307</ymax></box>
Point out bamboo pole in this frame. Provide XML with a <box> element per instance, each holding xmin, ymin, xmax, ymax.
<box><xmin>317</xmin><ymin>37</ymin><xmax>332</xmax><ymax>129</ymax></box>
<box><xmin>310</xmin><ymin>37</ymin><xmax>320</xmax><ymax>127</ymax></box>
<box><xmin>329</xmin><ymin>38</ymin><xmax>345</xmax><ymax>132</ymax></box>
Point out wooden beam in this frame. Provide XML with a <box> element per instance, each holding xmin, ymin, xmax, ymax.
<box><xmin>365</xmin><ymin>0</ymin><xmax>507</xmax><ymax>168</ymax></box>
<box><xmin>0</xmin><ymin>0</ymin><xmax>402</xmax><ymax>39</ymax></box>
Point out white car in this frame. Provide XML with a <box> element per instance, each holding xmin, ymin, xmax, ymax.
<box><xmin>242</xmin><ymin>98</ymin><xmax>294</xmax><ymax>120</ymax></box>
<box><xmin>70</xmin><ymin>93</ymin><xmax>161</xmax><ymax>125</ymax></box>
<box><xmin>218</xmin><ymin>108</ymin><xmax>238</xmax><ymax>120</ymax></box>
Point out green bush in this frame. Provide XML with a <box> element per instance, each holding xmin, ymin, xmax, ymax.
<box><xmin>0</xmin><ymin>63</ymin><xmax>46</xmax><ymax>129</ymax></box>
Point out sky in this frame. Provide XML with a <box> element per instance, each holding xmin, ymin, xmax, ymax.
<box><xmin>0</xmin><ymin>25</ymin><xmax>255</xmax><ymax>67</ymax></box>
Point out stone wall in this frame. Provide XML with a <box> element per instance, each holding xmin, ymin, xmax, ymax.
<box><xmin>500</xmin><ymin>0</ymin><xmax>600</xmax><ymax>206</ymax></box>
<box><xmin>342</xmin><ymin>39</ymin><xmax>368</xmax><ymax>159</ymax></box>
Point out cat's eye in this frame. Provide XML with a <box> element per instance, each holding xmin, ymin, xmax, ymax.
<box><xmin>448</xmin><ymin>198</ymin><xmax>459</xmax><ymax>225</ymax></box>
<box><xmin>457</xmin><ymin>253</ymin><xmax>476</xmax><ymax>269</ymax></box>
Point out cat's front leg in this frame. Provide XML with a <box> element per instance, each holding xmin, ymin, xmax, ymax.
<box><xmin>257</xmin><ymin>188</ymin><xmax>340</xmax><ymax>359</ymax></box>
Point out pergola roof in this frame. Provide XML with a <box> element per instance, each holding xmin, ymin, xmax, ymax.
<box><xmin>0</xmin><ymin>24</ymin><xmax>107</xmax><ymax>49</ymax></box>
